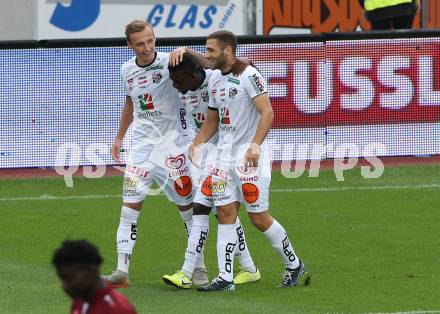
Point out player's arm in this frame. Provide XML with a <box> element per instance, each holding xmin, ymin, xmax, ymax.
<box><xmin>112</xmin><ymin>96</ymin><xmax>133</xmax><ymax>163</ymax></box>
<box><xmin>245</xmin><ymin>93</ymin><xmax>274</xmax><ymax>169</ymax></box>
<box><xmin>169</xmin><ymin>47</ymin><xmax>207</xmax><ymax>67</ymax></box>
<box><xmin>189</xmin><ymin>108</ymin><xmax>219</xmax><ymax>164</ymax></box>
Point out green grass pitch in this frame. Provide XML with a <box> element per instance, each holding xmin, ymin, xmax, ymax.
<box><xmin>1</xmin><ymin>164</ymin><xmax>439</xmax><ymax>313</ymax></box>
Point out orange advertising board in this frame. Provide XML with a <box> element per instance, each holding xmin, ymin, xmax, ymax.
<box><xmin>259</xmin><ymin>0</ymin><xmax>438</xmax><ymax>34</ymax></box>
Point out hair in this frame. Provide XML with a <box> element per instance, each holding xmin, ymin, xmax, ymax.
<box><xmin>125</xmin><ymin>19</ymin><xmax>153</xmax><ymax>42</ymax></box>
<box><xmin>207</xmin><ymin>30</ymin><xmax>237</xmax><ymax>55</ymax></box>
<box><xmin>52</xmin><ymin>240</ymin><xmax>103</xmax><ymax>268</ymax></box>
<box><xmin>168</xmin><ymin>52</ymin><xmax>202</xmax><ymax>74</ymax></box>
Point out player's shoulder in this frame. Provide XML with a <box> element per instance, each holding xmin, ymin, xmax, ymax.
<box><xmin>240</xmin><ymin>65</ymin><xmax>261</xmax><ymax>79</ymax></box>
<box><xmin>155</xmin><ymin>51</ymin><xmax>170</xmax><ymax>64</ymax></box>
<box><xmin>207</xmin><ymin>69</ymin><xmax>222</xmax><ymax>84</ymax></box>
<box><xmin>120</xmin><ymin>56</ymin><xmax>137</xmax><ymax>78</ymax></box>
<box><xmin>204</xmin><ymin>68</ymin><xmax>220</xmax><ymax>81</ymax></box>
<box><xmin>100</xmin><ymin>289</ymin><xmax>136</xmax><ymax>313</ymax></box>
<box><xmin>208</xmin><ymin>70</ymin><xmax>223</xmax><ymax>89</ymax></box>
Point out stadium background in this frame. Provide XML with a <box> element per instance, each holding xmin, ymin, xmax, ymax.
<box><xmin>1</xmin><ymin>1</ymin><xmax>439</xmax><ymax>313</ymax></box>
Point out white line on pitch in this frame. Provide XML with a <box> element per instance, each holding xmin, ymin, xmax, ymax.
<box><xmin>1</xmin><ymin>183</ymin><xmax>439</xmax><ymax>202</ymax></box>
<box><xmin>366</xmin><ymin>310</ymin><xmax>440</xmax><ymax>314</ymax></box>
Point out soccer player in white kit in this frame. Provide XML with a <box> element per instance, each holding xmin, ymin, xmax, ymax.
<box><xmin>191</xmin><ymin>31</ymin><xmax>310</xmax><ymax>291</ymax></box>
<box><xmin>102</xmin><ymin>20</ymin><xmax>207</xmax><ymax>287</ymax></box>
<box><xmin>162</xmin><ymin>53</ymin><xmax>261</xmax><ymax>289</ymax></box>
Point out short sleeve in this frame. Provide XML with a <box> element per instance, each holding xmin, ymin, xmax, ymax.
<box><xmin>121</xmin><ymin>66</ymin><xmax>130</xmax><ymax>96</ymax></box>
<box><xmin>243</xmin><ymin>67</ymin><xmax>267</xmax><ymax>99</ymax></box>
<box><xmin>207</xmin><ymin>74</ymin><xmax>218</xmax><ymax>110</ymax></box>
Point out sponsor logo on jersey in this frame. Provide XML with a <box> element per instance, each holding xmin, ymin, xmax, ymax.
<box><xmin>138</xmin><ymin>80</ymin><xmax>148</xmax><ymax>85</ymax></box>
<box><xmin>174</xmin><ymin>175</ymin><xmax>192</xmax><ymax>197</ymax></box>
<box><xmin>228</xmin><ymin>77</ymin><xmax>240</xmax><ymax>85</ymax></box>
<box><xmin>139</xmin><ymin>93</ymin><xmax>155</xmax><ymax>110</ymax></box>
<box><xmin>138</xmin><ymin>75</ymin><xmax>148</xmax><ymax>86</ymax></box>
<box><xmin>192</xmin><ymin>112</ymin><xmax>206</xmax><ymax>129</ymax></box>
<box><xmin>220</xmin><ymin>88</ymin><xmax>226</xmax><ymax>96</ymax></box>
<box><xmin>249</xmin><ymin>73</ymin><xmax>265</xmax><ymax>94</ymax></box>
<box><xmin>147</xmin><ymin>64</ymin><xmax>164</xmax><ymax>71</ymax></box>
<box><xmin>242</xmin><ymin>183</ymin><xmax>260</xmax><ymax>203</ymax></box>
<box><xmin>166</xmin><ymin>154</ymin><xmax>186</xmax><ymax>169</ymax></box>
<box><xmin>201</xmin><ymin>91</ymin><xmax>209</xmax><ymax>102</ymax></box>
<box><xmin>240</xmin><ymin>175</ymin><xmax>259</xmax><ymax>182</ymax></box>
<box><xmin>152</xmin><ymin>71</ymin><xmax>163</xmax><ymax>84</ymax></box>
<box><xmin>229</xmin><ymin>87</ymin><xmax>238</xmax><ymax>99</ymax></box>
<box><xmin>126</xmin><ymin>166</ymin><xmax>149</xmax><ymax>178</ymax></box>
<box><xmin>220</xmin><ymin>107</ymin><xmax>230</xmax><ymax>125</ymax></box>
<box><xmin>190</xmin><ymin>96</ymin><xmax>198</xmax><ymax>104</ymax></box>
<box><xmin>123</xmin><ymin>176</ymin><xmax>139</xmax><ymax>190</ymax></box>
<box><xmin>201</xmin><ymin>176</ymin><xmax>213</xmax><ymax>197</ymax></box>
<box><xmin>180</xmin><ymin>108</ymin><xmax>187</xmax><ymax>129</ymax></box>
<box><xmin>207</xmin><ymin>165</ymin><xmax>229</xmax><ymax>179</ymax></box>
<box><xmin>127</xmin><ymin>78</ymin><xmax>134</xmax><ymax>85</ymax></box>
<box><xmin>212</xmin><ymin>180</ymin><xmax>226</xmax><ymax>194</ymax></box>
<box><xmin>137</xmin><ymin>93</ymin><xmax>162</xmax><ymax>118</ymax></box>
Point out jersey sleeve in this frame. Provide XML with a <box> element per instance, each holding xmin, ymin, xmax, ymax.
<box><xmin>207</xmin><ymin>75</ymin><xmax>218</xmax><ymax>110</ymax></box>
<box><xmin>121</xmin><ymin>66</ymin><xmax>130</xmax><ymax>96</ymax></box>
<box><xmin>243</xmin><ymin>67</ymin><xmax>267</xmax><ymax>99</ymax></box>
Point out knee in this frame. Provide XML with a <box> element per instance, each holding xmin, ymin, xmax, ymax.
<box><xmin>193</xmin><ymin>203</ymin><xmax>212</xmax><ymax>215</ymax></box>
<box><xmin>217</xmin><ymin>209</ymin><xmax>236</xmax><ymax>224</ymax></box>
<box><xmin>249</xmin><ymin>212</ymin><xmax>273</xmax><ymax>232</ymax></box>
<box><xmin>178</xmin><ymin>203</ymin><xmax>193</xmax><ymax>212</ymax></box>
<box><xmin>123</xmin><ymin>202</ymin><xmax>143</xmax><ymax>211</ymax></box>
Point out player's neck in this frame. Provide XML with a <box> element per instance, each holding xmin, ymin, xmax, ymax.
<box><xmin>82</xmin><ymin>278</ymin><xmax>106</xmax><ymax>302</ymax></box>
<box><xmin>221</xmin><ymin>57</ymin><xmax>236</xmax><ymax>75</ymax></box>
<box><xmin>136</xmin><ymin>51</ymin><xmax>157</xmax><ymax>67</ymax></box>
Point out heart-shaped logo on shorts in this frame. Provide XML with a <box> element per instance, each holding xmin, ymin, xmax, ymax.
<box><xmin>165</xmin><ymin>154</ymin><xmax>186</xmax><ymax>169</ymax></box>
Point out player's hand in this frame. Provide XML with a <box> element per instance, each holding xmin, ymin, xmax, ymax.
<box><xmin>112</xmin><ymin>138</ymin><xmax>123</xmax><ymax>163</ymax></box>
<box><xmin>244</xmin><ymin>144</ymin><xmax>260</xmax><ymax>171</ymax></box>
<box><xmin>231</xmin><ymin>58</ymin><xmax>250</xmax><ymax>76</ymax></box>
<box><xmin>169</xmin><ymin>46</ymin><xmax>186</xmax><ymax>67</ymax></box>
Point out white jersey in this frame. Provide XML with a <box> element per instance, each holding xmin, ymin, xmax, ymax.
<box><xmin>121</xmin><ymin>52</ymin><xmax>190</xmax><ymax>155</ymax></box>
<box><xmin>208</xmin><ymin>66</ymin><xmax>268</xmax><ymax>166</ymax></box>
<box><xmin>179</xmin><ymin>68</ymin><xmax>219</xmax><ymax>145</ymax></box>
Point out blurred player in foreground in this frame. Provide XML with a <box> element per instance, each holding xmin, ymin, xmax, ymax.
<box><xmin>162</xmin><ymin>53</ymin><xmax>261</xmax><ymax>289</ymax></box>
<box><xmin>52</xmin><ymin>240</ymin><xmax>137</xmax><ymax>314</ymax></box>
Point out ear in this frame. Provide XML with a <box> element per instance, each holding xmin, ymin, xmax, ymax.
<box><xmin>225</xmin><ymin>45</ymin><xmax>233</xmax><ymax>57</ymax></box>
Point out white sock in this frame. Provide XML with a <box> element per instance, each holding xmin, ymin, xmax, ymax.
<box><xmin>263</xmin><ymin>219</ymin><xmax>300</xmax><ymax>269</ymax></box>
<box><xmin>217</xmin><ymin>224</ymin><xmax>237</xmax><ymax>282</ymax></box>
<box><xmin>117</xmin><ymin>253</ymin><xmax>131</xmax><ymax>274</ymax></box>
<box><xmin>235</xmin><ymin>217</ymin><xmax>257</xmax><ymax>273</ymax></box>
<box><xmin>116</xmin><ymin>206</ymin><xmax>140</xmax><ymax>273</ymax></box>
<box><xmin>179</xmin><ymin>208</ymin><xmax>193</xmax><ymax>237</ymax></box>
<box><xmin>182</xmin><ymin>215</ymin><xmax>209</xmax><ymax>278</ymax></box>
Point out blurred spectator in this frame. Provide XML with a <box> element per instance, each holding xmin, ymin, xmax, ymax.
<box><xmin>359</xmin><ymin>0</ymin><xmax>419</xmax><ymax>30</ymax></box>
<box><xmin>52</xmin><ymin>240</ymin><xmax>137</xmax><ymax>314</ymax></box>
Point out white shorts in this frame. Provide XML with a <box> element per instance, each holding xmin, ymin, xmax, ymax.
<box><xmin>192</xmin><ymin>145</ymin><xmax>218</xmax><ymax>210</ymax></box>
<box><xmin>210</xmin><ymin>159</ymin><xmax>271</xmax><ymax>213</ymax></box>
<box><xmin>122</xmin><ymin>145</ymin><xmax>194</xmax><ymax>206</ymax></box>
